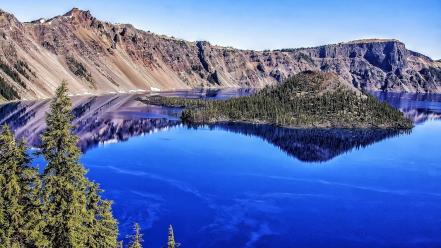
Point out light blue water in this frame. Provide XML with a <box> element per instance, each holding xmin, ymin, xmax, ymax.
<box><xmin>2</xmin><ymin>91</ymin><xmax>441</xmax><ymax>248</ymax></box>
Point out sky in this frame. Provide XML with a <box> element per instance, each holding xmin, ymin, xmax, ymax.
<box><xmin>0</xmin><ymin>0</ymin><xmax>440</xmax><ymax>59</ymax></box>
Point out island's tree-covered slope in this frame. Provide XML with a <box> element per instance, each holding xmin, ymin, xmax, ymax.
<box><xmin>143</xmin><ymin>71</ymin><xmax>413</xmax><ymax>129</ymax></box>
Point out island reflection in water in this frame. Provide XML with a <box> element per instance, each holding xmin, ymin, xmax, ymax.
<box><xmin>205</xmin><ymin>123</ymin><xmax>408</xmax><ymax>162</ymax></box>
<box><xmin>0</xmin><ymin>90</ymin><xmax>439</xmax><ymax>162</ymax></box>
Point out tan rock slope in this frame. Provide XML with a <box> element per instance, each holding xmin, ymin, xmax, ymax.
<box><xmin>0</xmin><ymin>8</ymin><xmax>440</xmax><ymax>101</ymax></box>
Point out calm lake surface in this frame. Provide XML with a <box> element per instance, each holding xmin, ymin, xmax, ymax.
<box><xmin>1</xmin><ymin>89</ymin><xmax>441</xmax><ymax>248</ymax></box>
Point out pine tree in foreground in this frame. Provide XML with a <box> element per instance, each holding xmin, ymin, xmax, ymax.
<box><xmin>40</xmin><ymin>82</ymin><xmax>118</xmax><ymax>247</ymax></box>
<box><xmin>86</xmin><ymin>182</ymin><xmax>119</xmax><ymax>248</ymax></box>
<box><xmin>128</xmin><ymin>223</ymin><xmax>143</xmax><ymax>248</ymax></box>
<box><xmin>40</xmin><ymin>82</ymin><xmax>90</xmax><ymax>247</ymax></box>
<box><xmin>0</xmin><ymin>125</ymin><xmax>47</xmax><ymax>247</ymax></box>
<box><xmin>0</xmin><ymin>125</ymin><xmax>23</xmax><ymax>248</ymax></box>
<box><xmin>167</xmin><ymin>225</ymin><xmax>180</xmax><ymax>248</ymax></box>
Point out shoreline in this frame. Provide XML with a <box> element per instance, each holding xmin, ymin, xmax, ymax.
<box><xmin>181</xmin><ymin>119</ymin><xmax>415</xmax><ymax>130</ymax></box>
<box><xmin>0</xmin><ymin>86</ymin><xmax>259</xmax><ymax>105</ymax></box>
<box><xmin>4</xmin><ymin>87</ymin><xmax>441</xmax><ymax>105</ymax></box>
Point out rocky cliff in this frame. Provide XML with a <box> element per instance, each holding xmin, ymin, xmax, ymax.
<box><xmin>0</xmin><ymin>8</ymin><xmax>440</xmax><ymax>101</ymax></box>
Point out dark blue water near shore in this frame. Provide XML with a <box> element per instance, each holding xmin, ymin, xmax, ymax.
<box><xmin>2</xmin><ymin>90</ymin><xmax>441</xmax><ymax>248</ymax></box>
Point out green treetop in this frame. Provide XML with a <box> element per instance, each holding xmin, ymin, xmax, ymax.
<box><xmin>167</xmin><ymin>225</ymin><xmax>180</xmax><ymax>248</ymax></box>
<box><xmin>40</xmin><ymin>82</ymin><xmax>118</xmax><ymax>247</ymax></box>
<box><xmin>85</xmin><ymin>182</ymin><xmax>119</xmax><ymax>248</ymax></box>
<box><xmin>129</xmin><ymin>223</ymin><xmax>143</xmax><ymax>248</ymax></box>
<box><xmin>40</xmin><ymin>82</ymin><xmax>90</xmax><ymax>247</ymax></box>
<box><xmin>0</xmin><ymin>125</ymin><xmax>47</xmax><ymax>248</ymax></box>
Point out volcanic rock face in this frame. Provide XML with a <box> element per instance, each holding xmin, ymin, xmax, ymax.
<box><xmin>0</xmin><ymin>8</ymin><xmax>440</xmax><ymax>101</ymax></box>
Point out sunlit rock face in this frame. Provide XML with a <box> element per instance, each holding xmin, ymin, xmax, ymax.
<box><xmin>0</xmin><ymin>8</ymin><xmax>440</xmax><ymax>101</ymax></box>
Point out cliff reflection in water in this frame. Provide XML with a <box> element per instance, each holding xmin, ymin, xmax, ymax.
<box><xmin>0</xmin><ymin>94</ymin><xmax>180</xmax><ymax>152</ymax></box>
<box><xmin>0</xmin><ymin>89</ymin><xmax>255</xmax><ymax>152</ymax></box>
<box><xmin>207</xmin><ymin>123</ymin><xmax>408</xmax><ymax>162</ymax></box>
<box><xmin>371</xmin><ymin>92</ymin><xmax>441</xmax><ymax>124</ymax></box>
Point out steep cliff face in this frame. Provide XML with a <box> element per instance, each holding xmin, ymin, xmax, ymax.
<box><xmin>0</xmin><ymin>8</ymin><xmax>440</xmax><ymax>101</ymax></box>
<box><xmin>295</xmin><ymin>40</ymin><xmax>441</xmax><ymax>92</ymax></box>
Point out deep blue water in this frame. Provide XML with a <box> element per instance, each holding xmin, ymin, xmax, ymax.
<box><xmin>2</xmin><ymin>90</ymin><xmax>441</xmax><ymax>248</ymax></box>
<box><xmin>83</xmin><ymin>122</ymin><xmax>441</xmax><ymax>248</ymax></box>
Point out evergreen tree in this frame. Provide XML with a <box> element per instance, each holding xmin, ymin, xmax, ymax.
<box><xmin>167</xmin><ymin>225</ymin><xmax>180</xmax><ymax>248</ymax></box>
<box><xmin>16</xmin><ymin>140</ymin><xmax>47</xmax><ymax>248</ymax></box>
<box><xmin>40</xmin><ymin>82</ymin><xmax>89</xmax><ymax>247</ymax></box>
<box><xmin>86</xmin><ymin>182</ymin><xmax>119</xmax><ymax>248</ymax></box>
<box><xmin>40</xmin><ymin>82</ymin><xmax>119</xmax><ymax>247</ymax></box>
<box><xmin>0</xmin><ymin>125</ymin><xmax>46</xmax><ymax>247</ymax></box>
<box><xmin>128</xmin><ymin>223</ymin><xmax>142</xmax><ymax>248</ymax></box>
<box><xmin>0</xmin><ymin>125</ymin><xmax>22</xmax><ymax>248</ymax></box>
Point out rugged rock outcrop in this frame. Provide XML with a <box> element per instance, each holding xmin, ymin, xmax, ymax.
<box><xmin>0</xmin><ymin>8</ymin><xmax>440</xmax><ymax>101</ymax></box>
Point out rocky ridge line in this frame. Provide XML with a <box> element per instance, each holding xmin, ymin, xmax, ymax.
<box><xmin>0</xmin><ymin>8</ymin><xmax>440</xmax><ymax>101</ymax></box>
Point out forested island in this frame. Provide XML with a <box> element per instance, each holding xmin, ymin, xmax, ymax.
<box><xmin>141</xmin><ymin>71</ymin><xmax>413</xmax><ymax>129</ymax></box>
